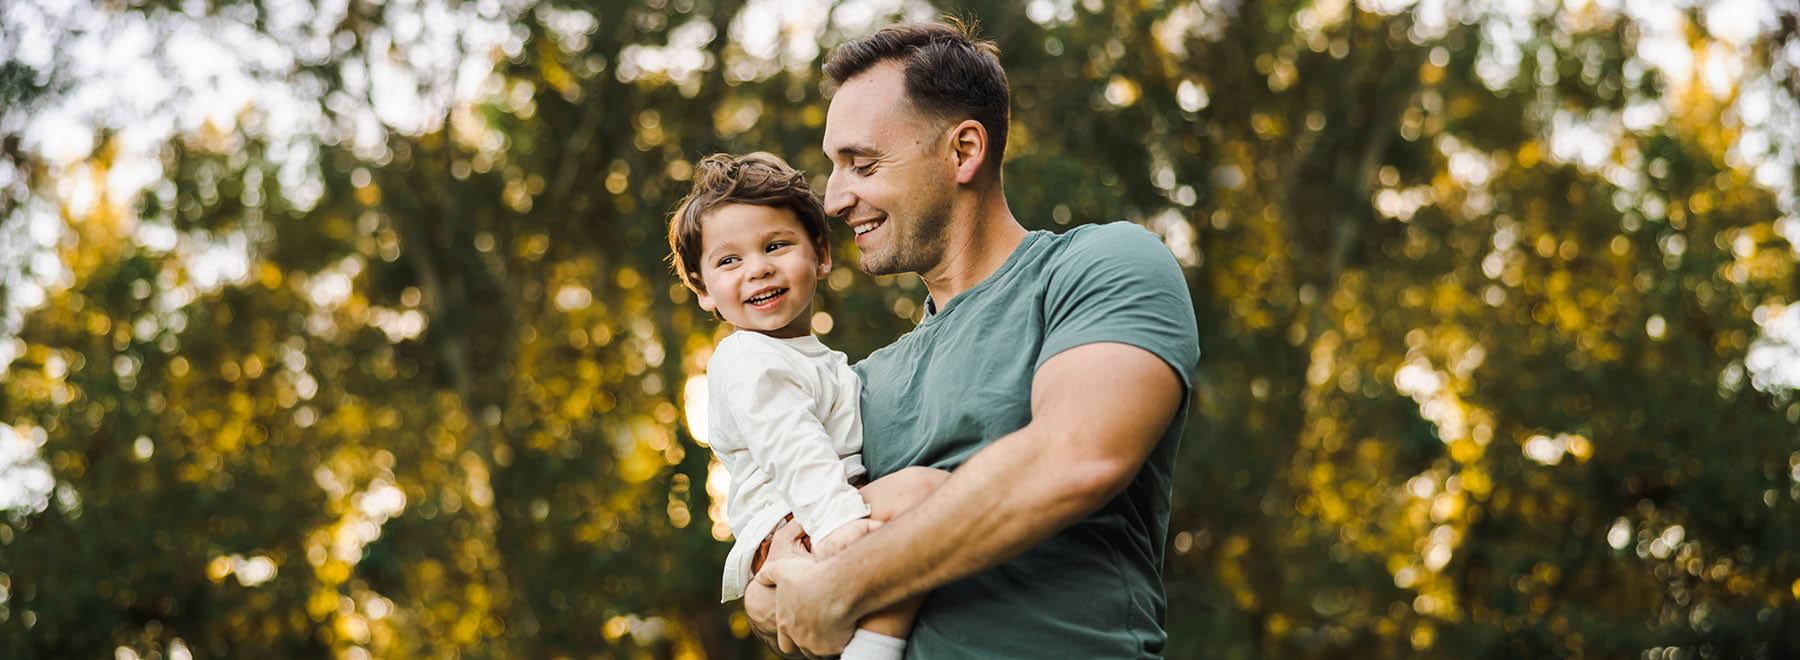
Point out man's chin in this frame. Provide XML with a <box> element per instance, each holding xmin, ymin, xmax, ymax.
<box><xmin>858</xmin><ymin>254</ymin><xmax>904</xmax><ymax>276</ymax></box>
<box><xmin>862</xmin><ymin>249</ymin><xmax>941</xmax><ymax>277</ymax></box>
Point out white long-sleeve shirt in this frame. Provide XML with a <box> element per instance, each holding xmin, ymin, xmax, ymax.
<box><xmin>706</xmin><ymin>331</ymin><xmax>869</xmax><ymax>602</ymax></box>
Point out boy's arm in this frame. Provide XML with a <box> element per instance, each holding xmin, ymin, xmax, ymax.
<box><xmin>719</xmin><ymin>354</ymin><xmax>869</xmax><ymax>543</ymax></box>
<box><xmin>754</xmin><ymin>341</ymin><xmax>1184</xmax><ymax>655</ymax></box>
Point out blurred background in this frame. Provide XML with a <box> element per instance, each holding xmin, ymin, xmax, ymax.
<box><xmin>2</xmin><ymin>0</ymin><xmax>1799</xmax><ymax>658</ymax></box>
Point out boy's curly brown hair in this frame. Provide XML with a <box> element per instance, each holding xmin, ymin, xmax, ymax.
<box><xmin>666</xmin><ymin>152</ymin><xmax>829</xmax><ymax>293</ymax></box>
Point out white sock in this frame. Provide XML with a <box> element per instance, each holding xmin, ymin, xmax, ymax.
<box><xmin>838</xmin><ymin>629</ymin><xmax>906</xmax><ymax>660</ymax></box>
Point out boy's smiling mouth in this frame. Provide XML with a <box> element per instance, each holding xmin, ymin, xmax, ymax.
<box><xmin>744</xmin><ymin>287</ymin><xmax>788</xmax><ymax>308</ymax></box>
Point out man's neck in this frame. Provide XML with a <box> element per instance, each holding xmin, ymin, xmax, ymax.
<box><xmin>919</xmin><ymin>190</ymin><xmax>1026</xmax><ymax>309</ymax></box>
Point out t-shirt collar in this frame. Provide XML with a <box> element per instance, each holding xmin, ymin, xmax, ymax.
<box><xmin>736</xmin><ymin>331</ymin><xmax>829</xmax><ymax>356</ymax></box>
<box><xmin>920</xmin><ymin>231</ymin><xmax>1047</xmax><ymax>324</ymax></box>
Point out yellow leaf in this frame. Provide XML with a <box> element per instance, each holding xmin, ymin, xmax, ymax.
<box><xmin>1517</xmin><ymin>140</ymin><xmax>1541</xmax><ymax>168</ymax></box>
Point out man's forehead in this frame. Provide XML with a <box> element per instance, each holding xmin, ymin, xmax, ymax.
<box><xmin>823</xmin><ymin>61</ymin><xmax>916</xmax><ymax>151</ymax></box>
<box><xmin>834</xmin><ymin>60</ymin><xmax>907</xmax><ymax>103</ymax></box>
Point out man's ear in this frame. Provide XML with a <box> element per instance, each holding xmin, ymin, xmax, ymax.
<box><xmin>948</xmin><ymin>119</ymin><xmax>988</xmax><ymax>184</ymax></box>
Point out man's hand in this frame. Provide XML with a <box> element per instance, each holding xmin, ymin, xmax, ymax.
<box><xmin>746</xmin><ymin>519</ymin><xmax>813</xmax><ymax>658</ymax></box>
<box><xmin>755</xmin><ymin>556</ymin><xmax>856</xmax><ymax>657</ymax></box>
<box><xmin>744</xmin><ymin>579</ymin><xmax>806</xmax><ymax>659</ymax></box>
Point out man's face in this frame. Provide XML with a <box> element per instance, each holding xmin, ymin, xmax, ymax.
<box><xmin>822</xmin><ymin>60</ymin><xmax>954</xmax><ymax>276</ymax></box>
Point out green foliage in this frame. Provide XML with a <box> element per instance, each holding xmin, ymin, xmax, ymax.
<box><xmin>2</xmin><ymin>1</ymin><xmax>1797</xmax><ymax>658</ymax></box>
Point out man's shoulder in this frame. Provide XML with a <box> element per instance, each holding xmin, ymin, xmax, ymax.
<box><xmin>1039</xmin><ymin>221</ymin><xmax>1185</xmax><ymax>293</ymax></box>
<box><xmin>1059</xmin><ymin>219</ymin><xmax>1159</xmax><ymax>241</ymax></box>
<box><xmin>1051</xmin><ymin>221</ymin><xmax>1171</xmax><ymax>263</ymax></box>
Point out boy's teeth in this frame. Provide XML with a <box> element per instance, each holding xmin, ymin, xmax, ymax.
<box><xmin>747</xmin><ymin>289</ymin><xmax>785</xmax><ymax>304</ymax></box>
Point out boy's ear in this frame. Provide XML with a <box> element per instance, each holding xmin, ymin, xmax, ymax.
<box><xmin>690</xmin><ymin>276</ymin><xmax>716</xmax><ymax>312</ymax></box>
<box><xmin>815</xmin><ymin>240</ymin><xmax>832</xmax><ymax>278</ymax></box>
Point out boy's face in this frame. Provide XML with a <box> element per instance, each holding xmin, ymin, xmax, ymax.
<box><xmin>694</xmin><ymin>203</ymin><xmax>829</xmax><ymax>338</ymax></box>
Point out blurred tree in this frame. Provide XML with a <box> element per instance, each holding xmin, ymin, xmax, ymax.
<box><xmin>1121</xmin><ymin>3</ymin><xmax>1800</xmax><ymax>658</ymax></box>
<box><xmin>1</xmin><ymin>1</ymin><xmax>1797</xmax><ymax>659</ymax></box>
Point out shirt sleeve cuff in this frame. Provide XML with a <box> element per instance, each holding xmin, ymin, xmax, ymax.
<box><xmin>796</xmin><ymin>486</ymin><xmax>870</xmax><ymax>544</ymax></box>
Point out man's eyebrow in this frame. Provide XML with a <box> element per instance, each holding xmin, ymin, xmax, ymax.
<box><xmin>833</xmin><ymin>144</ymin><xmax>880</xmax><ymax>159</ymax></box>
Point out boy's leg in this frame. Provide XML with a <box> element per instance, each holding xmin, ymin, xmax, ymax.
<box><xmin>849</xmin><ymin>465</ymin><xmax>950</xmax><ymax>638</ymax></box>
<box><xmin>860</xmin><ymin>465</ymin><xmax>950</xmax><ymax>522</ymax></box>
<box><xmin>855</xmin><ymin>598</ymin><xmax>925</xmax><ymax>639</ymax></box>
<box><xmin>840</xmin><ymin>628</ymin><xmax>908</xmax><ymax>660</ymax></box>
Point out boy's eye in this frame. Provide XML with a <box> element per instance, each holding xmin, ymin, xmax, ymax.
<box><xmin>716</xmin><ymin>255</ymin><xmax>739</xmax><ymax>267</ymax></box>
<box><xmin>766</xmin><ymin>241</ymin><xmax>791</xmax><ymax>252</ymax></box>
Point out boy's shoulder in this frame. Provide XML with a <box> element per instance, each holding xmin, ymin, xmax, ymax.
<box><xmin>707</xmin><ymin>332</ymin><xmax>827</xmax><ymax>375</ymax></box>
<box><xmin>709</xmin><ymin>331</ymin><xmax>778</xmax><ymax>368</ymax></box>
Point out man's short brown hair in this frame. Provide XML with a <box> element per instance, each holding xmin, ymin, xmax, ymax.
<box><xmin>824</xmin><ymin>20</ymin><xmax>1009</xmax><ymax>174</ymax></box>
<box><xmin>666</xmin><ymin>152</ymin><xmax>829</xmax><ymax>293</ymax></box>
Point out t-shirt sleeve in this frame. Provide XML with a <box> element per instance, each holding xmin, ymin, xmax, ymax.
<box><xmin>1039</xmin><ymin>223</ymin><xmax>1200</xmax><ymax>390</ymax></box>
<box><xmin>710</xmin><ymin>340</ymin><xmax>869</xmax><ymax>542</ymax></box>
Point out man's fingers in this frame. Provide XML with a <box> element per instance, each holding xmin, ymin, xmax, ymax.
<box><xmin>768</xmin><ymin>519</ymin><xmax>811</xmax><ymax>560</ymax></box>
<box><xmin>755</xmin><ymin>559</ymin><xmax>786</xmax><ymax>586</ymax></box>
<box><xmin>773</xmin><ymin>517</ymin><xmax>802</xmax><ymax>539</ymax></box>
<box><xmin>743</xmin><ymin>581</ymin><xmax>776</xmax><ymax>629</ymax></box>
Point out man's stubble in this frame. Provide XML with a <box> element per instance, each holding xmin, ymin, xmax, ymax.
<box><xmin>860</xmin><ymin>186</ymin><xmax>953</xmax><ymax>277</ymax></box>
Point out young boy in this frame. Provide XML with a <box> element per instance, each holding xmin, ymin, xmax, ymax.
<box><xmin>666</xmin><ymin>152</ymin><xmax>945</xmax><ymax>660</ymax></box>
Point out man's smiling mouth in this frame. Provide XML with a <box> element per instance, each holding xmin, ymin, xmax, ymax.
<box><xmin>853</xmin><ymin>219</ymin><xmax>884</xmax><ymax>236</ymax></box>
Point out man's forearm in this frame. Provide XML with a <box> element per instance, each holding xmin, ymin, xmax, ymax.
<box><xmin>755</xmin><ymin>342</ymin><xmax>1183</xmax><ymax>655</ymax></box>
<box><xmin>817</xmin><ymin>424</ymin><xmax>1113</xmax><ymax>623</ymax></box>
<box><xmin>822</xmin><ymin>344</ymin><xmax>1182</xmax><ymax>623</ymax></box>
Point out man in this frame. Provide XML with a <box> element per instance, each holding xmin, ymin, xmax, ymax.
<box><xmin>748</xmin><ymin>20</ymin><xmax>1199</xmax><ymax>658</ymax></box>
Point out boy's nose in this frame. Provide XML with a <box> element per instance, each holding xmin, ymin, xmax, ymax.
<box><xmin>748</xmin><ymin>256</ymin><xmax>775</xmax><ymax>278</ymax></box>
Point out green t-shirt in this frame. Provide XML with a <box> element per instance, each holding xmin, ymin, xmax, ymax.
<box><xmin>853</xmin><ymin>222</ymin><xmax>1200</xmax><ymax>658</ymax></box>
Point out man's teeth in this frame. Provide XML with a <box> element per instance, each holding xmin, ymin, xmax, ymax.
<box><xmin>854</xmin><ymin>220</ymin><xmax>883</xmax><ymax>236</ymax></box>
<box><xmin>746</xmin><ymin>289</ymin><xmax>785</xmax><ymax>304</ymax></box>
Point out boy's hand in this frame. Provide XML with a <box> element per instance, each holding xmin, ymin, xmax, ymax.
<box><xmin>812</xmin><ymin>518</ymin><xmax>880</xmax><ymax>558</ymax></box>
<box><xmin>748</xmin><ymin>519</ymin><xmax>814</xmax><ymax>658</ymax></box>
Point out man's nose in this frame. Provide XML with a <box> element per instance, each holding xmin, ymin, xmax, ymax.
<box><xmin>823</xmin><ymin>169</ymin><xmax>852</xmax><ymax>218</ymax></box>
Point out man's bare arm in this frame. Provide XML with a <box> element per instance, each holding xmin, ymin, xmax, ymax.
<box><xmin>756</xmin><ymin>341</ymin><xmax>1184</xmax><ymax>654</ymax></box>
